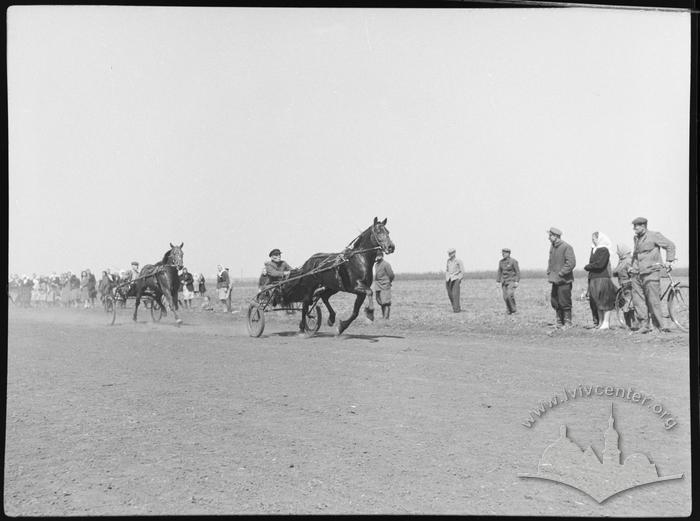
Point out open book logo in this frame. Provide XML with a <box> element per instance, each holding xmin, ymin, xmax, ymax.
<box><xmin>518</xmin><ymin>403</ymin><xmax>683</xmax><ymax>503</ymax></box>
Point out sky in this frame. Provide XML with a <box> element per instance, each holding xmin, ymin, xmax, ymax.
<box><xmin>7</xmin><ymin>6</ymin><xmax>690</xmax><ymax>278</ymax></box>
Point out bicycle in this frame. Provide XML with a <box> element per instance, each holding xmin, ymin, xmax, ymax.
<box><xmin>615</xmin><ymin>264</ymin><xmax>689</xmax><ymax>332</ymax></box>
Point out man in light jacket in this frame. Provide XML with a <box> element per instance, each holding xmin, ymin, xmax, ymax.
<box><xmin>445</xmin><ymin>248</ymin><xmax>465</xmax><ymax>313</ymax></box>
<box><xmin>364</xmin><ymin>251</ymin><xmax>395</xmax><ymax>320</ymax></box>
<box><xmin>629</xmin><ymin>217</ymin><xmax>676</xmax><ymax>333</ymax></box>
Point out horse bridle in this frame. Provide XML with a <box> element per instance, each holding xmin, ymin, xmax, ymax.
<box><xmin>167</xmin><ymin>248</ymin><xmax>184</xmax><ymax>270</ymax></box>
<box><xmin>370</xmin><ymin>224</ymin><xmax>391</xmax><ymax>254</ymax></box>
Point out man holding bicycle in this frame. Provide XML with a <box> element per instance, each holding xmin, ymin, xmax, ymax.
<box><xmin>630</xmin><ymin>217</ymin><xmax>676</xmax><ymax>333</ymax></box>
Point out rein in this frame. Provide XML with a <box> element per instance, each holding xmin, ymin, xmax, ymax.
<box><xmin>112</xmin><ymin>263</ymin><xmax>176</xmax><ymax>289</ymax></box>
<box><xmin>257</xmin><ymin>246</ymin><xmax>381</xmax><ymax>294</ymax></box>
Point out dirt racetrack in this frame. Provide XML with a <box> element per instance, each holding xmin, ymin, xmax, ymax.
<box><xmin>4</xmin><ymin>279</ymin><xmax>691</xmax><ymax>515</ymax></box>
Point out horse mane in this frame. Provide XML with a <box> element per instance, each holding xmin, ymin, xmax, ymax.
<box><xmin>346</xmin><ymin>226</ymin><xmax>371</xmax><ymax>250</ymax></box>
<box><xmin>161</xmin><ymin>249</ymin><xmax>171</xmax><ymax>264</ymax></box>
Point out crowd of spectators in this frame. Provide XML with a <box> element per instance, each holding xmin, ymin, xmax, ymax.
<box><xmin>8</xmin><ymin>267</ymin><xmax>221</xmax><ymax>311</ymax></box>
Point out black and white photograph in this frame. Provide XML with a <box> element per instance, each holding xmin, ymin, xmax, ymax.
<box><xmin>6</xmin><ymin>2</ymin><xmax>694</xmax><ymax>516</ymax></box>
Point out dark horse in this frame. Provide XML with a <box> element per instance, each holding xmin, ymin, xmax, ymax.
<box><xmin>133</xmin><ymin>243</ymin><xmax>184</xmax><ymax>325</ymax></box>
<box><xmin>281</xmin><ymin>217</ymin><xmax>395</xmax><ymax>336</ymax></box>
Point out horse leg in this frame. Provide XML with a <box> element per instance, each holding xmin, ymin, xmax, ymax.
<box><xmin>161</xmin><ymin>289</ymin><xmax>181</xmax><ymax>325</ymax></box>
<box><xmin>321</xmin><ymin>290</ymin><xmax>337</xmax><ymax>326</ymax></box>
<box><xmin>298</xmin><ymin>297</ymin><xmax>311</xmax><ymax>334</ymax></box>
<box><xmin>337</xmin><ymin>292</ymin><xmax>366</xmax><ymax>336</ymax></box>
<box><xmin>133</xmin><ymin>290</ymin><xmax>142</xmax><ymax>322</ymax></box>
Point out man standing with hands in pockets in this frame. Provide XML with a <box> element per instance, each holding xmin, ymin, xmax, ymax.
<box><xmin>445</xmin><ymin>248</ymin><xmax>464</xmax><ymax>313</ymax></box>
<box><xmin>497</xmin><ymin>248</ymin><xmax>520</xmax><ymax>314</ymax></box>
<box><xmin>547</xmin><ymin>227</ymin><xmax>576</xmax><ymax>329</ymax></box>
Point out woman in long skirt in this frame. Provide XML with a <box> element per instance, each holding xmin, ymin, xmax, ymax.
<box><xmin>584</xmin><ymin>232</ymin><xmax>617</xmax><ymax>330</ymax></box>
<box><xmin>80</xmin><ymin>271</ymin><xmax>90</xmax><ymax>308</ymax></box>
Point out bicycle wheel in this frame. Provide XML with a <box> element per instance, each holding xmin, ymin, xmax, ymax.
<box><xmin>247</xmin><ymin>303</ymin><xmax>265</xmax><ymax>337</ymax></box>
<box><xmin>614</xmin><ymin>286</ymin><xmax>633</xmax><ymax>329</ymax></box>
<box><xmin>668</xmin><ymin>283</ymin><xmax>689</xmax><ymax>332</ymax></box>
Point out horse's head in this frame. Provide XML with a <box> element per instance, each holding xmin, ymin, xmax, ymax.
<box><xmin>167</xmin><ymin>242</ymin><xmax>185</xmax><ymax>270</ymax></box>
<box><xmin>371</xmin><ymin>217</ymin><xmax>395</xmax><ymax>254</ymax></box>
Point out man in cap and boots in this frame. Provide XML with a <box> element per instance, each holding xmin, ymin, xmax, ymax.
<box><xmin>262</xmin><ymin>249</ymin><xmax>293</xmax><ymax>307</ymax></box>
<box><xmin>497</xmin><ymin>248</ymin><xmax>520</xmax><ymax>314</ymax></box>
<box><xmin>629</xmin><ymin>217</ymin><xmax>676</xmax><ymax>333</ymax></box>
<box><xmin>546</xmin><ymin>227</ymin><xmax>576</xmax><ymax>328</ymax></box>
<box><xmin>445</xmin><ymin>248</ymin><xmax>465</xmax><ymax>313</ymax></box>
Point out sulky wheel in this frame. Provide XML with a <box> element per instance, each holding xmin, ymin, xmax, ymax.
<box><xmin>247</xmin><ymin>303</ymin><xmax>265</xmax><ymax>337</ymax></box>
<box><xmin>150</xmin><ymin>299</ymin><xmax>164</xmax><ymax>322</ymax></box>
<box><xmin>302</xmin><ymin>306</ymin><xmax>322</xmax><ymax>337</ymax></box>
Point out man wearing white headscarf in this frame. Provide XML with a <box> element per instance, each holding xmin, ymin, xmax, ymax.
<box><xmin>583</xmin><ymin>232</ymin><xmax>617</xmax><ymax>330</ymax></box>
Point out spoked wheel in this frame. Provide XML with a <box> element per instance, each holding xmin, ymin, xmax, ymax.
<box><xmin>247</xmin><ymin>303</ymin><xmax>265</xmax><ymax>337</ymax></box>
<box><xmin>614</xmin><ymin>286</ymin><xmax>633</xmax><ymax>329</ymax></box>
<box><xmin>668</xmin><ymin>283</ymin><xmax>689</xmax><ymax>332</ymax></box>
<box><xmin>106</xmin><ymin>296</ymin><xmax>117</xmax><ymax>325</ymax></box>
<box><xmin>302</xmin><ymin>306</ymin><xmax>323</xmax><ymax>337</ymax></box>
<box><xmin>150</xmin><ymin>299</ymin><xmax>164</xmax><ymax>322</ymax></box>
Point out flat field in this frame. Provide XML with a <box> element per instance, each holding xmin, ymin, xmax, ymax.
<box><xmin>5</xmin><ymin>278</ymin><xmax>691</xmax><ymax>515</ymax></box>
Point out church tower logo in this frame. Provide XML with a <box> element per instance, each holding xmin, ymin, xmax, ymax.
<box><xmin>518</xmin><ymin>403</ymin><xmax>683</xmax><ymax>503</ymax></box>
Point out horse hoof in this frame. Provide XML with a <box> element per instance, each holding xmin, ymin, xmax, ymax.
<box><xmin>327</xmin><ymin>318</ymin><xmax>335</xmax><ymax>327</ymax></box>
<box><xmin>175</xmin><ymin>319</ymin><xmax>182</xmax><ymax>327</ymax></box>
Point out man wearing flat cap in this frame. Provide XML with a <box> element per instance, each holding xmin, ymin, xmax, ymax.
<box><xmin>629</xmin><ymin>217</ymin><xmax>676</xmax><ymax>333</ymax></box>
<box><xmin>546</xmin><ymin>227</ymin><xmax>576</xmax><ymax>328</ymax></box>
<box><xmin>497</xmin><ymin>248</ymin><xmax>520</xmax><ymax>314</ymax></box>
<box><xmin>259</xmin><ymin>249</ymin><xmax>293</xmax><ymax>305</ymax></box>
<box><xmin>445</xmin><ymin>248</ymin><xmax>465</xmax><ymax>312</ymax></box>
<box><xmin>129</xmin><ymin>261</ymin><xmax>140</xmax><ymax>281</ymax></box>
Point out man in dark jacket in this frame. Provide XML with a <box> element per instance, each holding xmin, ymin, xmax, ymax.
<box><xmin>260</xmin><ymin>249</ymin><xmax>293</xmax><ymax>307</ymax></box>
<box><xmin>546</xmin><ymin>227</ymin><xmax>576</xmax><ymax>328</ymax></box>
<box><xmin>496</xmin><ymin>248</ymin><xmax>520</xmax><ymax>314</ymax></box>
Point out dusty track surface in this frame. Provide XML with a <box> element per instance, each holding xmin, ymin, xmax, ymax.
<box><xmin>5</xmin><ymin>280</ymin><xmax>691</xmax><ymax>515</ymax></box>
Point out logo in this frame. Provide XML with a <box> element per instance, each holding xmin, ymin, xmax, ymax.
<box><xmin>518</xmin><ymin>403</ymin><xmax>683</xmax><ymax>503</ymax></box>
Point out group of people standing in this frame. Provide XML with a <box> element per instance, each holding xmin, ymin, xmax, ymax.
<box><xmin>445</xmin><ymin>216</ymin><xmax>676</xmax><ymax>334</ymax></box>
<box><xmin>8</xmin><ymin>270</ymin><xmax>99</xmax><ymax>308</ymax></box>
<box><xmin>546</xmin><ymin>217</ymin><xmax>676</xmax><ymax>333</ymax></box>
